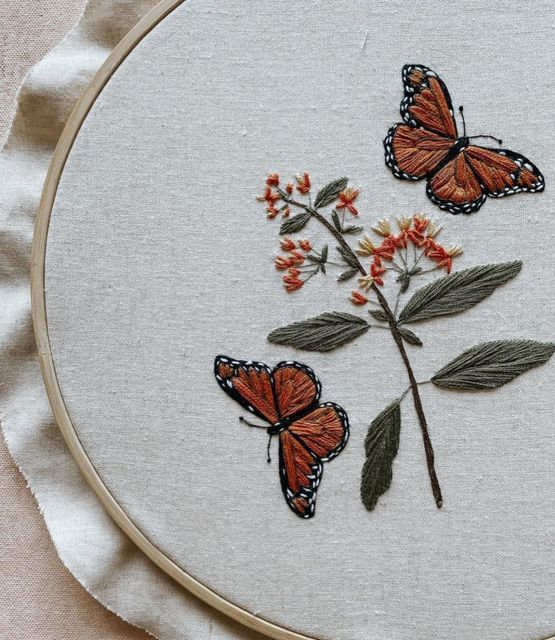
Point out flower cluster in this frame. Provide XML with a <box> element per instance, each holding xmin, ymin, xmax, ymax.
<box><xmin>274</xmin><ymin>237</ymin><xmax>314</xmax><ymax>291</ymax></box>
<box><xmin>350</xmin><ymin>214</ymin><xmax>463</xmax><ymax>305</ymax></box>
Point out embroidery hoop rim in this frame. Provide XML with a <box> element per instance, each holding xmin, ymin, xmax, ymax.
<box><xmin>30</xmin><ymin>1</ymin><xmax>315</xmax><ymax>639</ymax></box>
<box><xmin>29</xmin><ymin>2</ymin><xmax>555</xmax><ymax>640</ymax></box>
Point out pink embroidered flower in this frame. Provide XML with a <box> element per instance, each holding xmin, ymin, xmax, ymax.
<box><xmin>280</xmin><ymin>237</ymin><xmax>296</xmax><ymax>251</ymax></box>
<box><xmin>295</xmin><ymin>172</ymin><xmax>311</xmax><ymax>195</ymax></box>
<box><xmin>299</xmin><ymin>239</ymin><xmax>312</xmax><ymax>252</ymax></box>
<box><xmin>350</xmin><ymin>290</ymin><xmax>369</xmax><ymax>305</ymax></box>
<box><xmin>337</xmin><ymin>187</ymin><xmax>360</xmax><ymax>216</ymax></box>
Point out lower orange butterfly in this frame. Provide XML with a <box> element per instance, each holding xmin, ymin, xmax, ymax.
<box><xmin>214</xmin><ymin>356</ymin><xmax>349</xmax><ymax>518</ymax></box>
<box><xmin>384</xmin><ymin>64</ymin><xmax>545</xmax><ymax>214</ymax></box>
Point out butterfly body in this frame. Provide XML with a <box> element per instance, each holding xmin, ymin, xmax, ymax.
<box><xmin>214</xmin><ymin>356</ymin><xmax>349</xmax><ymax>518</ymax></box>
<box><xmin>384</xmin><ymin>64</ymin><xmax>544</xmax><ymax>214</ymax></box>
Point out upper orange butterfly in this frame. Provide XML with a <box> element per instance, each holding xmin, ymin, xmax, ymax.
<box><xmin>384</xmin><ymin>65</ymin><xmax>544</xmax><ymax>214</ymax></box>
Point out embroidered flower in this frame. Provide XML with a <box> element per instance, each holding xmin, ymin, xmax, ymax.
<box><xmin>289</xmin><ymin>250</ymin><xmax>306</xmax><ymax>266</ymax></box>
<box><xmin>257</xmin><ymin>186</ymin><xmax>281</xmax><ymax>206</ymax></box>
<box><xmin>337</xmin><ymin>187</ymin><xmax>360</xmax><ymax>216</ymax></box>
<box><xmin>266</xmin><ymin>172</ymin><xmax>280</xmax><ymax>187</ymax></box>
<box><xmin>295</xmin><ymin>172</ymin><xmax>311</xmax><ymax>195</ymax></box>
<box><xmin>370</xmin><ymin>261</ymin><xmax>386</xmax><ymax>286</ymax></box>
<box><xmin>426</xmin><ymin>220</ymin><xmax>442</xmax><ymax>239</ymax></box>
<box><xmin>280</xmin><ymin>237</ymin><xmax>296</xmax><ymax>251</ymax></box>
<box><xmin>357</xmin><ymin>236</ymin><xmax>378</xmax><ymax>257</ymax></box>
<box><xmin>372</xmin><ymin>218</ymin><xmax>392</xmax><ymax>237</ymax></box>
<box><xmin>286</xmin><ymin>183</ymin><xmax>294</xmax><ymax>195</ymax></box>
<box><xmin>281</xmin><ymin>205</ymin><xmax>291</xmax><ymax>218</ymax></box>
<box><xmin>396</xmin><ymin>216</ymin><xmax>412</xmax><ymax>232</ymax></box>
<box><xmin>275</xmin><ymin>255</ymin><xmax>292</xmax><ymax>270</ymax></box>
<box><xmin>350</xmin><ymin>290</ymin><xmax>369</xmax><ymax>305</ymax></box>
<box><xmin>267</xmin><ymin>206</ymin><xmax>280</xmax><ymax>219</ymax></box>
<box><xmin>299</xmin><ymin>239</ymin><xmax>312</xmax><ymax>252</ymax></box>
<box><xmin>357</xmin><ymin>275</ymin><xmax>375</xmax><ymax>291</ymax></box>
<box><xmin>283</xmin><ymin>275</ymin><xmax>304</xmax><ymax>292</ymax></box>
<box><xmin>287</xmin><ymin>267</ymin><xmax>301</xmax><ymax>277</ymax></box>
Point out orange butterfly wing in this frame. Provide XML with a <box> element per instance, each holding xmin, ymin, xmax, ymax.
<box><xmin>214</xmin><ymin>356</ymin><xmax>279</xmax><ymax>424</ymax></box>
<box><xmin>426</xmin><ymin>153</ymin><xmax>486</xmax><ymax>214</ymax></box>
<box><xmin>464</xmin><ymin>146</ymin><xmax>545</xmax><ymax>197</ymax></box>
<box><xmin>272</xmin><ymin>361</ymin><xmax>321</xmax><ymax>419</ymax></box>
<box><xmin>279</xmin><ymin>430</ymin><xmax>323</xmax><ymax>519</ymax></box>
<box><xmin>279</xmin><ymin>403</ymin><xmax>349</xmax><ymax>518</ymax></box>
<box><xmin>384</xmin><ymin>124</ymin><xmax>456</xmax><ymax>180</ymax></box>
<box><xmin>399</xmin><ymin>64</ymin><xmax>458</xmax><ymax>138</ymax></box>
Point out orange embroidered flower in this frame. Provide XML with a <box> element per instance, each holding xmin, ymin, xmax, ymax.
<box><xmin>281</xmin><ymin>206</ymin><xmax>290</xmax><ymax>218</ymax></box>
<box><xmin>267</xmin><ymin>206</ymin><xmax>279</xmax><ymax>219</ymax></box>
<box><xmin>286</xmin><ymin>183</ymin><xmax>294</xmax><ymax>195</ymax></box>
<box><xmin>336</xmin><ymin>187</ymin><xmax>360</xmax><ymax>216</ymax></box>
<box><xmin>370</xmin><ymin>261</ymin><xmax>386</xmax><ymax>286</ymax></box>
<box><xmin>280</xmin><ymin>237</ymin><xmax>296</xmax><ymax>251</ymax></box>
<box><xmin>288</xmin><ymin>267</ymin><xmax>301</xmax><ymax>277</ymax></box>
<box><xmin>257</xmin><ymin>186</ymin><xmax>281</xmax><ymax>206</ymax></box>
<box><xmin>289</xmin><ymin>250</ymin><xmax>305</xmax><ymax>266</ymax></box>
<box><xmin>283</xmin><ymin>275</ymin><xmax>304</xmax><ymax>292</ymax></box>
<box><xmin>350</xmin><ymin>290</ymin><xmax>369</xmax><ymax>305</ymax></box>
<box><xmin>266</xmin><ymin>172</ymin><xmax>280</xmax><ymax>187</ymax></box>
<box><xmin>412</xmin><ymin>214</ymin><xmax>429</xmax><ymax>233</ymax></box>
<box><xmin>295</xmin><ymin>172</ymin><xmax>311</xmax><ymax>194</ymax></box>
<box><xmin>299</xmin><ymin>239</ymin><xmax>312</xmax><ymax>252</ymax></box>
<box><xmin>275</xmin><ymin>255</ymin><xmax>292</xmax><ymax>270</ymax></box>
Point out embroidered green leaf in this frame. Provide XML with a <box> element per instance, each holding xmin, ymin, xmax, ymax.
<box><xmin>337</xmin><ymin>268</ymin><xmax>358</xmax><ymax>282</ymax></box>
<box><xmin>331</xmin><ymin>209</ymin><xmax>342</xmax><ymax>232</ymax></box>
<box><xmin>320</xmin><ymin>244</ymin><xmax>329</xmax><ymax>263</ymax></box>
<box><xmin>279</xmin><ymin>211</ymin><xmax>312</xmax><ymax>235</ymax></box>
<box><xmin>398</xmin><ymin>327</ymin><xmax>423</xmax><ymax>346</ymax></box>
<box><xmin>313</xmin><ymin>177</ymin><xmax>349</xmax><ymax>208</ymax></box>
<box><xmin>398</xmin><ymin>261</ymin><xmax>522</xmax><ymax>324</ymax></box>
<box><xmin>369</xmin><ymin>310</ymin><xmax>389</xmax><ymax>323</ymax></box>
<box><xmin>361</xmin><ymin>402</ymin><xmax>401</xmax><ymax>511</ymax></box>
<box><xmin>342</xmin><ymin>224</ymin><xmax>363</xmax><ymax>235</ymax></box>
<box><xmin>267</xmin><ymin>311</ymin><xmax>369</xmax><ymax>352</ymax></box>
<box><xmin>432</xmin><ymin>340</ymin><xmax>555</xmax><ymax>390</ymax></box>
<box><xmin>336</xmin><ymin>245</ymin><xmax>360</xmax><ymax>270</ymax></box>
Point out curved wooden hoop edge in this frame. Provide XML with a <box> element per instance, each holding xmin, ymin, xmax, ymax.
<box><xmin>30</xmin><ymin>1</ymin><xmax>315</xmax><ymax>639</ymax></box>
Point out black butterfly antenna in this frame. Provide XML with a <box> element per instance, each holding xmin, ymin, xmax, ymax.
<box><xmin>266</xmin><ymin>434</ymin><xmax>273</xmax><ymax>464</ymax></box>
<box><xmin>459</xmin><ymin>105</ymin><xmax>503</xmax><ymax>145</ymax></box>
<box><xmin>239</xmin><ymin>417</ymin><xmax>273</xmax><ymax>463</ymax></box>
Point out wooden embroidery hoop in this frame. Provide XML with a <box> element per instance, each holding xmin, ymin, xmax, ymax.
<box><xmin>29</xmin><ymin>2</ymin><xmax>555</xmax><ymax>640</ymax></box>
<box><xmin>30</xmin><ymin>1</ymin><xmax>313</xmax><ymax>638</ymax></box>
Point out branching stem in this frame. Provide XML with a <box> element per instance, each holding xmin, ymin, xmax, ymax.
<box><xmin>287</xmin><ymin>198</ymin><xmax>443</xmax><ymax>508</ymax></box>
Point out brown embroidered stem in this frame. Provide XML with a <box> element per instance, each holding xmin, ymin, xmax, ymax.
<box><xmin>290</xmin><ymin>199</ymin><xmax>443</xmax><ymax>508</ymax></box>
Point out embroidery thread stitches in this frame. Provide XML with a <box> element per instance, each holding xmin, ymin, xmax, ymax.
<box><xmin>258</xmin><ymin>172</ymin><xmax>554</xmax><ymax>511</ymax></box>
<box><xmin>214</xmin><ymin>356</ymin><xmax>349</xmax><ymax>519</ymax></box>
<box><xmin>384</xmin><ymin>64</ymin><xmax>545</xmax><ymax>214</ymax></box>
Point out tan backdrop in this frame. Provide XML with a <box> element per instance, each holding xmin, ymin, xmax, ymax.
<box><xmin>0</xmin><ymin>1</ymin><xmax>149</xmax><ymax>638</ymax></box>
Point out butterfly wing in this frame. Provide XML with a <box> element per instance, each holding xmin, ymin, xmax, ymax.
<box><xmin>426</xmin><ymin>153</ymin><xmax>486</xmax><ymax>214</ymax></box>
<box><xmin>272</xmin><ymin>361</ymin><xmax>321</xmax><ymax>420</ymax></box>
<box><xmin>288</xmin><ymin>403</ymin><xmax>349</xmax><ymax>462</ymax></box>
<box><xmin>214</xmin><ymin>355</ymin><xmax>279</xmax><ymax>424</ymax></box>
<box><xmin>279</xmin><ymin>430</ymin><xmax>323</xmax><ymax>519</ymax></box>
<box><xmin>464</xmin><ymin>145</ymin><xmax>545</xmax><ymax>197</ymax></box>
<box><xmin>399</xmin><ymin>64</ymin><xmax>458</xmax><ymax>139</ymax></box>
<box><xmin>384</xmin><ymin>123</ymin><xmax>456</xmax><ymax>181</ymax></box>
<box><xmin>279</xmin><ymin>403</ymin><xmax>349</xmax><ymax>519</ymax></box>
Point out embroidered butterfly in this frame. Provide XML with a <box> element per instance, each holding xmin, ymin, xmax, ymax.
<box><xmin>384</xmin><ymin>64</ymin><xmax>545</xmax><ymax>214</ymax></box>
<box><xmin>214</xmin><ymin>356</ymin><xmax>349</xmax><ymax>519</ymax></box>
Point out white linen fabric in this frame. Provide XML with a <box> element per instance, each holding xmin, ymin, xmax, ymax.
<box><xmin>0</xmin><ymin>1</ymin><xmax>261</xmax><ymax>639</ymax></box>
<box><xmin>42</xmin><ymin>1</ymin><xmax>554</xmax><ymax>640</ymax></box>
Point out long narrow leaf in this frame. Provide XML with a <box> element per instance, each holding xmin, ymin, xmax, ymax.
<box><xmin>398</xmin><ymin>262</ymin><xmax>522</xmax><ymax>324</ymax></box>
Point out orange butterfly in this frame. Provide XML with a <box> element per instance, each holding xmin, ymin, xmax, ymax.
<box><xmin>214</xmin><ymin>356</ymin><xmax>349</xmax><ymax>518</ymax></box>
<box><xmin>384</xmin><ymin>64</ymin><xmax>545</xmax><ymax>214</ymax></box>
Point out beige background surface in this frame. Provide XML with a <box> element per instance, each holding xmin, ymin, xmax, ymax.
<box><xmin>0</xmin><ymin>1</ymin><xmax>149</xmax><ymax>638</ymax></box>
